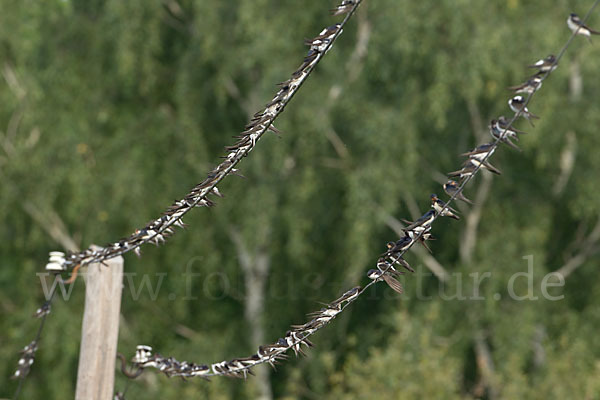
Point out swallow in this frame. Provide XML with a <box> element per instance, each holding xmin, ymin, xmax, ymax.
<box><xmin>467</xmin><ymin>158</ymin><xmax>502</xmax><ymax>175</ymax></box>
<box><xmin>330</xmin><ymin>0</ymin><xmax>355</xmax><ymax>16</ymax></box>
<box><xmin>330</xmin><ymin>286</ymin><xmax>362</xmax><ymax>306</ymax></box>
<box><xmin>497</xmin><ymin>116</ymin><xmax>528</xmax><ymax>135</ymax></box>
<box><xmin>367</xmin><ymin>268</ymin><xmax>404</xmax><ymax>294</ymax></box>
<box><xmin>226</xmin><ymin>362</ymin><xmax>253</xmax><ymax>379</ymax></box>
<box><xmin>508</xmin><ymin>76</ymin><xmax>542</xmax><ymax>94</ymax></box>
<box><xmin>312</xmin><ymin>24</ymin><xmax>342</xmax><ymax>42</ymax></box>
<box><xmin>304</xmin><ymin>37</ymin><xmax>331</xmax><ymax>52</ymax></box>
<box><xmin>290</xmin><ymin>317</ymin><xmax>322</xmax><ymax>331</ymax></box>
<box><xmin>307</xmin><ymin>303</ymin><xmax>342</xmax><ymax>318</ymax></box>
<box><xmin>304</xmin><ymin>24</ymin><xmax>341</xmax><ymax>52</ymax></box>
<box><xmin>444</xmin><ymin>180</ymin><xmax>473</xmax><ymax>204</ymax></box>
<box><xmin>380</xmin><ymin>254</ymin><xmax>414</xmax><ymax>273</ymax></box>
<box><xmin>257</xmin><ymin>345</ymin><xmax>280</xmax><ymax>360</ymax></box>
<box><xmin>421</xmin><ymin>228</ymin><xmax>435</xmax><ymax>243</ymax></box>
<box><xmin>448</xmin><ymin>160</ymin><xmax>501</xmax><ymax>178</ymax></box>
<box><xmin>376</xmin><ymin>258</ymin><xmax>398</xmax><ymax>272</ymax></box>
<box><xmin>33</xmin><ymin>302</ymin><xmax>51</xmax><ymax>318</ymax></box>
<box><xmin>192</xmin><ymin>364</ymin><xmax>211</xmax><ymax>377</ymax></box>
<box><xmin>448</xmin><ymin>162</ymin><xmax>478</xmax><ymax>179</ymax></box>
<box><xmin>390</xmin><ymin>236</ymin><xmax>413</xmax><ymax>253</ymax></box>
<box><xmin>528</xmin><ymin>55</ymin><xmax>557</xmax><ymax>73</ymax></box>
<box><xmin>285</xmin><ymin>330</ymin><xmax>312</xmax><ymax>357</ymax></box>
<box><xmin>508</xmin><ymin>95</ymin><xmax>540</xmax><ymax>127</ymax></box>
<box><xmin>489</xmin><ymin>118</ymin><xmax>522</xmax><ymax>151</ymax></box>
<box><xmin>568</xmin><ymin>13</ymin><xmax>600</xmax><ymax>41</ymax></box>
<box><xmin>461</xmin><ymin>143</ymin><xmax>496</xmax><ymax>161</ymax></box>
<box><xmin>380</xmin><ymin>236</ymin><xmax>412</xmax><ymax>258</ymax></box>
<box><xmin>402</xmin><ymin>210</ymin><xmax>436</xmax><ymax>233</ymax></box>
<box><xmin>404</xmin><ymin>226</ymin><xmax>434</xmax><ymax>253</ymax></box>
<box><xmin>431</xmin><ymin>194</ymin><xmax>460</xmax><ymax>220</ymax></box>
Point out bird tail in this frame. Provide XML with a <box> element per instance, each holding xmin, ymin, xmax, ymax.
<box><xmin>483</xmin><ymin>161</ymin><xmax>502</xmax><ymax>175</ymax></box>
<box><xmin>448</xmin><ymin>213</ymin><xmax>461</xmax><ymax>220</ymax></box>
<box><xmin>502</xmin><ymin>138</ymin><xmax>522</xmax><ymax>152</ymax></box>
<box><xmin>459</xmin><ymin>193</ymin><xmax>474</xmax><ymax>205</ymax></box>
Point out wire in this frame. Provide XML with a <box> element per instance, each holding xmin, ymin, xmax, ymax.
<box><xmin>373</xmin><ymin>0</ymin><xmax>600</xmax><ymax>288</ymax></box>
<box><xmin>13</xmin><ymin>1</ymin><xmax>365</xmax><ymax>397</ymax></box>
<box><xmin>59</xmin><ymin>0</ymin><xmax>364</xmax><ymax>271</ymax></box>
<box><xmin>13</xmin><ymin>288</ymin><xmax>57</xmax><ymax>400</ymax></box>
<box><xmin>124</xmin><ymin>0</ymin><xmax>600</xmax><ymax>380</ymax></box>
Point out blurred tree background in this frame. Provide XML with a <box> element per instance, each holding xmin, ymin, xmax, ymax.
<box><xmin>2</xmin><ymin>0</ymin><xmax>600</xmax><ymax>399</ymax></box>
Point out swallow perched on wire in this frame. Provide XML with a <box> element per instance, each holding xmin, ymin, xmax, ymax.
<box><xmin>489</xmin><ymin>118</ymin><xmax>522</xmax><ymax>151</ymax></box>
<box><xmin>468</xmin><ymin>158</ymin><xmax>502</xmax><ymax>175</ymax></box>
<box><xmin>497</xmin><ymin>116</ymin><xmax>528</xmax><ymax>136</ymax></box>
<box><xmin>330</xmin><ymin>286</ymin><xmax>362</xmax><ymax>306</ymax></box>
<box><xmin>568</xmin><ymin>13</ymin><xmax>600</xmax><ymax>41</ymax></box>
<box><xmin>379</xmin><ymin>254</ymin><xmax>414</xmax><ymax>273</ymax></box>
<box><xmin>508</xmin><ymin>95</ymin><xmax>540</xmax><ymax>127</ymax></box>
<box><xmin>405</xmin><ymin>225</ymin><xmax>435</xmax><ymax>253</ymax></box>
<box><xmin>528</xmin><ymin>55</ymin><xmax>557</xmax><ymax>73</ymax></box>
<box><xmin>377</xmin><ymin>258</ymin><xmax>405</xmax><ymax>275</ymax></box>
<box><xmin>449</xmin><ymin>158</ymin><xmax>502</xmax><ymax>178</ymax></box>
<box><xmin>367</xmin><ymin>268</ymin><xmax>404</xmax><ymax>294</ymax></box>
<box><xmin>508</xmin><ymin>76</ymin><xmax>542</xmax><ymax>94</ymax></box>
<box><xmin>431</xmin><ymin>194</ymin><xmax>460</xmax><ymax>220</ymax></box>
<box><xmin>330</xmin><ymin>0</ymin><xmax>355</xmax><ymax>16</ymax></box>
<box><xmin>402</xmin><ymin>210</ymin><xmax>436</xmax><ymax>233</ymax></box>
<box><xmin>444</xmin><ymin>180</ymin><xmax>473</xmax><ymax>204</ymax></box>
<box><xmin>306</xmin><ymin>24</ymin><xmax>342</xmax><ymax>50</ymax></box>
<box><xmin>380</xmin><ymin>236</ymin><xmax>412</xmax><ymax>259</ymax></box>
<box><xmin>461</xmin><ymin>143</ymin><xmax>496</xmax><ymax>161</ymax></box>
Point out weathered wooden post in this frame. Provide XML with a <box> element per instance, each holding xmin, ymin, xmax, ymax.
<box><xmin>75</xmin><ymin>247</ymin><xmax>123</xmax><ymax>400</ymax></box>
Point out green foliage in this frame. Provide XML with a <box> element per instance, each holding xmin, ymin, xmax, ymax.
<box><xmin>1</xmin><ymin>0</ymin><xmax>600</xmax><ymax>398</ymax></box>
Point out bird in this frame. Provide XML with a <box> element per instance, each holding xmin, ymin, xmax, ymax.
<box><xmin>448</xmin><ymin>162</ymin><xmax>477</xmax><ymax>179</ymax></box>
<box><xmin>497</xmin><ymin>116</ymin><xmax>528</xmax><ymax>136</ymax></box>
<box><xmin>376</xmin><ymin>258</ymin><xmax>403</xmax><ymax>275</ymax></box>
<box><xmin>403</xmin><ymin>225</ymin><xmax>435</xmax><ymax>254</ymax></box>
<box><xmin>380</xmin><ymin>236</ymin><xmax>413</xmax><ymax>259</ymax></box>
<box><xmin>508</xmin><ymin>95</ymin><xmax>540</xmax><ymax>127</ymax></box>
<box><xmin>567</xmin><ymin>13</ymin><xmax>600</xmax><ymax>41</ymax></box>
<box><xmin>379</xmin><ymin>254</ymin><xmax>414</xmax><ymax>273</ymax></box>
<box><xmin>449</xmin><ymin>158</ymin><xmax>502</xmax><ymax>178</ymax></box>
<box><xmin>308</xmin><ymin>24</ymin><xmax>342</xmax><ymax>46</ymax></box>
<box><xmin>330</xmin><ymin>286</ymin><xmax>362</xmax><ymax>306</ymax></box>
<box><xmin>402</xmin><ymin>210</ymin><xmax>436</xmax><ymax>233</ymax></box>
<box><xmin>508</xmin><ymin>76</ymin><xmax>542</xmax><ymax>94</ymax></box>
<box><xmin>431</xmin><ymin>194</ymin><xmax>460</xmax><ymax>220</ymax></box>
<box><xmin>461</xmin><ymin>143</ymin><xmax>496</xmax><ymax>161</ymax></box>
<box><xmin>307</xmin><ymin>304</ymin><xmax>342</xmax><ymax>318</ymax></box>
<box><xmin>467</xmin><ymin>158</ymin><xmax>502</xmax><ymax>175</ymax></box>
<box><xmin>444</xmin><ymin>180</ymin><xmax>473</xmax><ymax>204</ymax></box>
<box><xmin>489</xmin><ymin>118</ymin><xmax>522</xmax><ymax>151</ymax></box>
<box><xmin>330</xmin><ymin>0</ymin><xmax>355</xmax><ymax>16</ymax></box>
<box><xmin>527</xmin><ymin>55</ymin><xmax>557</xmax><ymax>73</ymax></box>
<box><xmin>367</xmin><ymin>268</ymin><xmax>404</xmax><ymax>294</ymax></box>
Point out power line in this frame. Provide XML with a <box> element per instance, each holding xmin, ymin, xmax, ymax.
<box><xmin>11</xmin><ymin>0</ymin><xmax>365</xmax><ymax>398</ymax></box>
<box><xmin>119</xmin><ymin>0</ymin><xmax>600</xmax><ymax>382</ymax></box>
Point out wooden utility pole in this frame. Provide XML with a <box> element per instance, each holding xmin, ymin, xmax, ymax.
<box><xmin>75</xmin><ymin>249</ymin><xmax>123</xmax><ymax>400</ymax></box>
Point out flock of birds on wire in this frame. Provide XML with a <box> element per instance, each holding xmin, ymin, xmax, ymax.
<box><xmin>12</xmin><ymin>0</ymin><xmax>600</xmax><ymax>389</ymax></box>
<box><xmin>106</xmin><ymin>11</ymin><xmax>600</xmax><ymax>382</ymax></box>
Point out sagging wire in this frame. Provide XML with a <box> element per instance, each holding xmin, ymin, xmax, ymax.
<box><xmin>117</xmin><ymin>0</ymin><xmax>600</xmax><ymax>382</ymax></box>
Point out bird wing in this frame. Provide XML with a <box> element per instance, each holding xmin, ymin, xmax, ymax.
<box><xmin>382</xmin><ymin>275</ymin><xmax>404</xmax><ymax>294</ymax></box>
